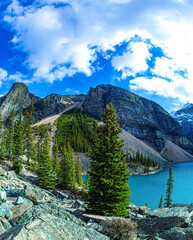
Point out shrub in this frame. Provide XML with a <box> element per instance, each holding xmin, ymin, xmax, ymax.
<box><xmin>102</xmin><ymin>217</ymin><xmax>137</xmax><ymax>240</ymax></box>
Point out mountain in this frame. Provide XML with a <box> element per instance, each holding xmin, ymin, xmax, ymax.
<box><xmin>82</xmin><ymin>84</ymin><xmax>193</xmax><ymax>154</ymax></box>
<box><xmin>0</xmin><ymin>83</ymin><xmax>85</xmax><ymax>122</ymax></box>
<box><xmin>172</xmin><ymin>103</ymin><xmax>193</xmax><ymax>141</ymax></box>
<box><xmin>33</xmin><ymin>94</ymin><xmax>85</xmax><ymax>121</ymax></box>
<box><xmin>0</xmin><ymin>83</ymin><xmax>41</xmax><ymax>120</ymax></box>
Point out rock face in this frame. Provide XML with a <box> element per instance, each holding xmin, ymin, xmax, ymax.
<box><xmin>0</xmin><ymin>83</ymin><xmax>41</xmax><ymax>121</ymax></box>
<box><xmin>172</xmin><ymin>103</ymin><xmax>193</xmax><ymax>141</ymax></box>
<box><xmin>0</xmin><ymin>165</ymin><xmax>109</xmax><ymax>239</ymax></box>
<box><xmin>33</xmin><ymin>94</ymin><xmax>85</xmax><ymax>121</ymax></box>
<box><xmin>83</xmin><ymin>84</ymin><xmax>193</xmax><ymax>153</ymax></box>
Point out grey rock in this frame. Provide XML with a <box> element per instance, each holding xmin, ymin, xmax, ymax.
<box><xmin>138</xmin><ymin>206</ymin><xmax>152</xmax><ymax>215</ymax></box>
<box><xmin>12</xmin><ymin>201</ymin><xmax>33</xmax><ymax>221</ymax></box>
<box><xmin>15</xmin><ymin>197</ymin><xmax>24</xmax><ymax>205</ymax></box>
<box><xmin>24</xmin><ymin>186</ymin><xmax>45</xmax><ymax>204</ymax></box>
<box><xmin>1</xmin><ymin>203</ymin><xmax>109</xmax><ymax>240</ymax></box>
<box><xmin>159</xmin><ymin>226</ymin><xmax>193</xmax><ymax>240</ymax></box>
<box><xmin>0</xmin><ymin>191</ymin><xmax>6</xmax><ymax>203</ymax></box>
<box><xmin>7</xmin><ymin>171</ymin><xmax>17</xmax><ymax>180</ymax></box>
<box><xmin>71</xmin><ymin>200</ymin><xmax>86</xmax><ymax>209</ymax></box>
<box><xmin>0</xmin><ymin>203</ymin><xmax>13</xmax><ymax>219</ymax></box>
<box><xmin>0</xmin><ymin>218</ymin><xmax>12</xmax><ymax>235</ymax></box>
<box><xmin>0</xmin><ymin>167</ymin><xmax>7</xmax><ymax>176</ymax></box>
<box><xmin>51</xmin><ymin>190</ymin><xmax>68</xmax><ymax>201</ymax></box>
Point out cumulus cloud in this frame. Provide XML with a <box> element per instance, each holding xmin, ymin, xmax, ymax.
<box><xmin>112</xmin><ymin>41</ymin><xmax>151</xmax><ymax>78</ymax></box>
<box><xmin>0</xmin><ymin>68</ymin><xmax>8</xmax><ymax>87</ymax></box>
<box><xmin>3</xmin><ymin>0</ymin><xmax>193</xmax><ymax>102</ymax></box>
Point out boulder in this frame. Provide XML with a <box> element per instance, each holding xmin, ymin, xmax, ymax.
<box><xmin>12</xmin><ymin>201</ymin><xmax>33</xmax><ymax>221</ymax></box>
<box><xmin>51</xmin><ymin>190</ymin><xmax>68</xmax><ymax>201</ymax></box>
<box><xmin>0</xmin><ymin>203</ymin><xmax>13</xmax><ymax>219</ymax></box>
<box><xmin>0</xmin><ymin>203</ymin><xmax>110</xmax><ymax>240</ymax></box>
<box><xmin>0</xmin><ymin>191</ymin><xmax>6</xmax><ymax>203</ymax></box>
<box><xmin>0</xmin><ymin>218</ymin><xmax>12</xmax><ymax>235</ymax></box>
<box><xmin>24</xmin><ymin>186</ymin><xmax>45</xmax><ymax>204</ymax></box>
<box><xmin>159</xmin><ymin>226</ymin><xmax>193</xmax><ymax>240</ymax></box>
<box><xmin>15</xmin><ymin>196</ymin><xmax>24</xmax><ymax>205</ymax></box>
<box><xmin>0</xmin><ymin>167</ymin><xmax>7</xmax><ymax>176</ymax></box>
<box><xmin>7</xmin><ymin>171</ymin><xmax>17</xmax><ymax>180</ymax></box>
<box><xmin>71</xmin><ymin>200</ymin><xmax>86</xmax><ymax>210</ymax></box>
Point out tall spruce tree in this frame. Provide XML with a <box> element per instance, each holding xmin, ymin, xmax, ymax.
<box><xmin>75</xmin><ymin>153</ymin><xmax>83</xmax><ymax>187</ymax></box>
<box><xmin>87</xmin><ymin>102</ymin><xmax>132</xmax><ymax>216</ymax></box>
<box><xmin>6</xmin><ymin>108</ymin><xmax>15</xmax><ymax>161</ymax></box>
<box><xmin>38</xmin><ymin>132</ymin><xmax>56</xmax><ymax>189</ymax></box>
<box><xmin>164</xmin><ymin>163</ymin><xmax>174</xmax><ymax>208</ymax></box>
<box><xmin>52</xmin><ymin>140</ymin><xmax>61</xmax><ymax>177</ymax></box>
<box><xmin>158</xmin><ymin>195</ymin><xmax>163</xmax><ymax>209</ymax></box>
<box><xmin>24</xmin><ymin>100</ymin><xmax>34</xmax><ymax>165</ymax></box>
<box><xmin>12</xmin><ymin>110</ymin><xmax>23</xmax><ymax>173</ymax></box>
<box><xmin>61</xmin><ymin>142</ymin><xmax>76</xmax><ymax>190</ymax></box>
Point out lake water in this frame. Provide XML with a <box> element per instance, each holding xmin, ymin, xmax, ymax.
<box><xmin>84</xmin><ymin>161</ymin><xmax>193</xmax><ymax>209</ymax></box>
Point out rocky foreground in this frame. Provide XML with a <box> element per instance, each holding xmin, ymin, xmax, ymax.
<box><xmin>0</xmin><ymin>164</ymin><xmax>193</xmax><ymax>239</ymax></box>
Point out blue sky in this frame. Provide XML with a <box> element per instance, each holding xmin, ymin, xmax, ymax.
<box><xmin>0</xmin><ymin>0</ymin><xmax>193</xmax><ymax>112</ymax></box>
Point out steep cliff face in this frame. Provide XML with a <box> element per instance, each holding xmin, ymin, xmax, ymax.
<box><xmin>82</xmin><ymin>84</ymin><xmax>193</xmax><ymax>153</ymax></box>
<box><xmin>33</xmin><ymin>94</ymin><xmax>86</xmax><ymax>121</ymax></box>
<box><xmin>0</xmin><ymin>83</ymin><xmax>41</xmax><ymax>120</ymax></box>
<box><xmin>172</xmin><ymin>103</ymin><xmax>193</xmax><ymax>141</ymax></box>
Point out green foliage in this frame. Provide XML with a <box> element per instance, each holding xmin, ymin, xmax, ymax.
<box><xmin>164</xmin><ymin>163</ymin><xmax>174</xmax><ymax>208</ymax></box>
<box><xmin>56</xmin><ymin>108</ymin><xmax>98</xmax><ymax>153</ymax></box>
<box><xmin>145</xmin><ymin>202</ymin><xmax>148</xmax><ymax>207</ymax></box>
<box><xmin>38</xmin><ymin>132</ymin><xmax>56</xmax><ymax>189</ymax></box>
<box><xmin>12</xmin><ymin>110</ymin><xmax>23</xmax><ymax>173</ymax></box>
<box><xmin>61</xmin><ymin>142</ymin><xmax>76</xmax><ymax>190</ymax></box>
<box><xmin>0</xmin><ymin>128</ymin><xmax>9</xmax><ymax>160</ymax></box>
<box><xmin>75</xmin><ymin>153</ymin><xmax>83</xmax><ymax>187</ymax></box>
<box><xmin>158</xmin><ymin>195</ymin><xmax>163</xmax><ymax>209</ymax></box>
<box><xmin>6</xmin><ymin>108</ymin><xmax>15</xmax><ymax>161</ymax></box>
<box><xmin>52</xmin><ymin>140</ymin><xmax>61</xmax><ymax>177</ymax></box>
<box><xmin>23</xmin><ymin>100</ymin><xmax>34</xmax><ymax>165</ymax></box>
<box><xmin>87</xmin><ymin>103</ymin><xmax>132</xmax><ymax>216</ymax></box>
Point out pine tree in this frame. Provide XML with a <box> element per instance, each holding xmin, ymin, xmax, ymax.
<box><xmin>87</xmin><ymin>102</ymin><xmax>132</xmax><ymax>216</ymax></box>
<box><xmin>24</xmin><ymin>100</ymin><xmax>34</xmax><ymax>165</ymax></box>
<box><xmin>164</xmin><ymin>163</ymin><xmax>174</xmax><ymax>208</ymax></box>
<box><xmin>75</xmin><ymin>153</ymin><xmax>83</xmax><ymax>187</ymax></box>
<box><xmin>12</xmin><ymin>110</ymin><xmax>23</xmax><ymax>173</ymax></box>
<box><xmin>61</xmin><ymin>143</ymin><xmax>76</xmax><ymax>190</ymax></box>
<box><xmin>38</xmin><ymin>132</ymin><xmax>56</xmax><ymax>189</ymax></box>
<box><xmin>52</xmin><ymin>140</ymin><xmax>61</xmax><ymax>177</ymax></box>
<box><xmin>6</xmin><ymin>108</ymin><xmax>15</xmax><ymax>161</ymax></box>
<box><xmin>0</xmin><ymin>128</ymin><xmax>8</xmax><ymax>160</ymax></box>
<box><xmin>158</xmin><ymin>195</ymin><xmax>163</xmax><ymax>209</ymax></box>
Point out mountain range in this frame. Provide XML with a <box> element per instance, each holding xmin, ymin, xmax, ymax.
<box><xmin>0</xmin><ymin>82</ymin><xmax>193</xmax><ymax>163</ymax></box>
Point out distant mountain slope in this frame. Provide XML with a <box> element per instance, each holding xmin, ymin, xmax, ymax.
<box><xmin>33</xmin><ymin>94</ymin><xmax>85</xmax><ymax>121</ymax></box>
<box><xmin>172</xmin><ymin>103</ymin><xmax>193</xmax><ymax>141</ymax></box>
<box><xmin>0</xmin><ymin>83</ymin><xmax>40</xmax><ymax>120</ymax></box>
<box><xmin>82</xmin><ymin>84</ymin><xmax>193</xmax><ymax>154</ymax></box>
<box><xmin>120</xmin><ymin>130</ymin><xmax>168</xmax><ymax>166</ymax></box>
<box><xmin>161</xmin><ymin>140</ymin><xmax>193</xmax><ymax>162</ymax></box>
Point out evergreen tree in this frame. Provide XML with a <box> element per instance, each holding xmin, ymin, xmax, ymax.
<box><xmin>24</xmin><ymin>100</ymin><xmax>34</xmax><ymax>165</ymax></box>
<box><xmin>0</xmin><ymin>128</ymin><xmax>8</xmax><ymax>160</ymax></box>
<box><xmin>52</xmin><ymin>140</ymin><xmax>61</xmax><ymax>177</ymax></box>
<box><xmin>158</xmin><ymin>195</ymin><xmax>163</xmax><ymax>209</ymax></box>
<box><xmin>145</xmin><ymin>202</ymin><xmax>148</xmax><ymax>207</ymax></box>
<box><xmin>12</xmin><ymin>110</ymin><xmax>23</xmax><ymax>173</ymax></box>
<box><xmin>6</xmin><ymin>108</ymin><xmax>15</xmax><ymax>161</ymax></box>
<box><xmin>61</xmin><ymin>143</ymin><xmax>76</xmax><ymax>190</ymax></box>
<box><xmin>75</xmin><ymin>153</ymin><xmax>83</xmax><ymax>187</ymax></box>
<box><xmin>164</xmin><ymin>163</ymin><xmax>174</xmax><ymax>208</ymax></box>
<box><xmin>87</xmin><ymin>103</ymin><xmax>132</xmax><ymax>216</ymax></box>
<box><xmin>38</xmin><ymin>132</ymin><xmax>56</xmax><ymax>189</ymax></box>
<box><xmin>29</xmin><ymin>136</ymin><xmax>38</xmax><ymax>171</ymax></box>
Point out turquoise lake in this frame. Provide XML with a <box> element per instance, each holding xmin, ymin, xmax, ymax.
<box><xmin>84</xmin><ymin>161</ymin><xmax>193</xmax><ymax>209</ymax></box>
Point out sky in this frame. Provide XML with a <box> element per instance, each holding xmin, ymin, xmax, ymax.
<box><xmin>0</xmin><ymin>0</ymin><xmax>193</xmax><ymax>112</ymax></box>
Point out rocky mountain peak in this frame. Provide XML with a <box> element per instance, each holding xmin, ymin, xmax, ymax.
<box><xmin>83</xmin><ymin>84</ymin><xmax>193</xmax><ymax>153</ymax></box>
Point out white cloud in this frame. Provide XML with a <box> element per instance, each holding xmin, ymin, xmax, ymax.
<box><xmin>65</xmin><ymin>88</ymin><xmax>72</xmax><ymax>92</ymax></box>
<box><xmin>3</xmin><ymin>0</ymin><xmax>193</xmax><ymax>103</ymax></box>
<box><xmin>0</xmin><ymin>68</ymin><xmax>8</xmax><ymax>87</ymax></box>
<box><xmin>112</xmin><ymin>41</ymin><xmax>151</xmax><ymax>78</ymax></box>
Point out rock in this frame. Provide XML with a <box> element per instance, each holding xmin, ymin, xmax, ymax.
<box><xmin>0</xmin><ymin>203</ymin><xmax>13</xmax><ymax>219</ymax></box>
<box><xmin>0</xmin><ymin>167</ymin><xmax>7</xmax><ymax>176</ymax></box>
<box><xmin>24</xmin><ymin>186</ymin><xmax>45</xmax><ymax>204</ymax></box>
<box><xmin>0</xmin><ymin>203</ymin><xmax>110</xmax><ymax>240</ymax></box>
<box><xmin>0</xmin><ymin>191</ymin><xmax>6</xmax><ymax>203</ymax></box>
<box><xmin>12</xmin><ymin>201</ymin><xmax>33</xmax><ymax>221</ymax></box>
<box><xmin>138</xmin><ymin>206</ymin><xmax>152</xmax><ymax>215</ymax></box>
<box><xmin>7</xmin><ymin>171</ymin><xmax>17</xmax><ymax>180</ymax></box>
<box><xmin>71</xmin><ymin>200</ymin><xmax>86</xmax><ymax>210</ymax></box>
<box><xmin>0</xmin><ymin>218</ymin><xmax>12</xmax><ymax>234</ymax></box>
<box><xmin>15</xmin><ymin>196</ymin><xmax>24</xmax><ymax>205</ymax></box>
<box><xmin>159</xmin><ymin>226</ymin><xmax>193</xmax><ymax>240</ymax></box>
<box><xmin>51</xmin><ymin>190</ymin><xmax>68</xmax><ymax>201</ymax></box>
<box><xmin>6</xmin><ymin>189</ymin><xmax>25</xmax><ymax>197</ymax></box>
<box><xmin>128</xmin><ymin>203</ymin><xmax>139</xmax><ymax>212</ymax></box>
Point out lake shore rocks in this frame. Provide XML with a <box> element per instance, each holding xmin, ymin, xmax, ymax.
<box><xmin>0</xmin><ymin>162</ymin><xmax>193</xmax><ymax>239</ymax></box>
